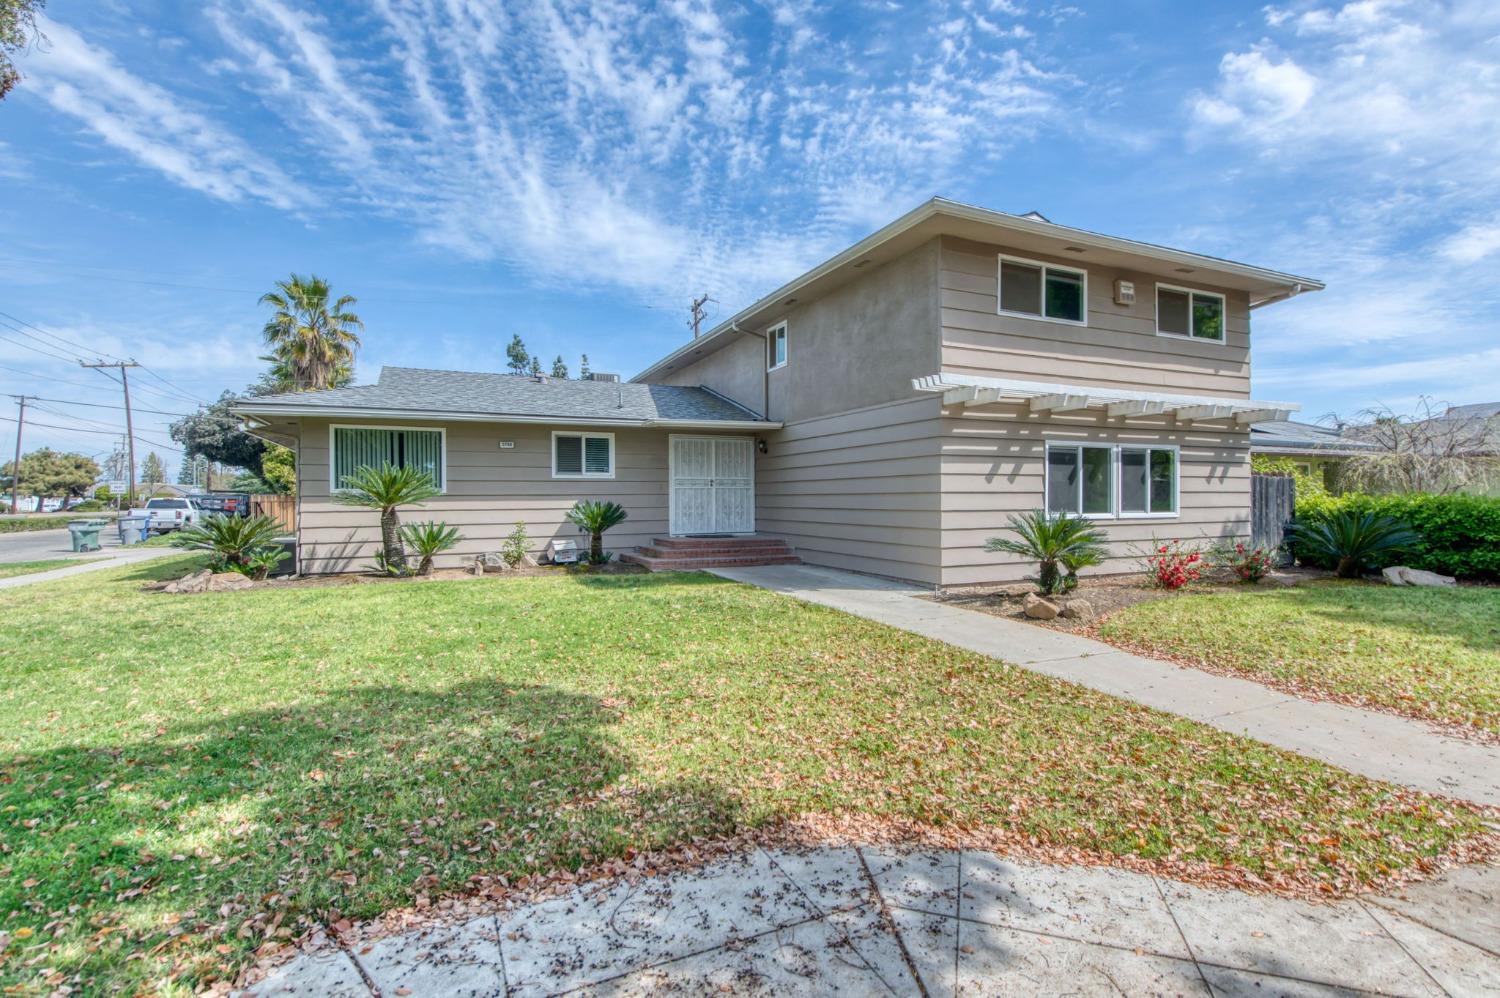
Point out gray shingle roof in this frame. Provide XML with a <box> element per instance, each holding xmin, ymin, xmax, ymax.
<box><xmin>1250</xmin><ymin>419</ymin><xmax>1377</xmax><ymax>453</ymax></box>
<box><xmin>235</xmin><ymin>367</ymin><xmax>769</xmax><ymax>424</ymax></box>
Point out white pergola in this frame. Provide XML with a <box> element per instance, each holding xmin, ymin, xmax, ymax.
<box><xmin>912</xmin><ymin>373</ymin><xmax>1298</xmax><ymax>425</ymax></box>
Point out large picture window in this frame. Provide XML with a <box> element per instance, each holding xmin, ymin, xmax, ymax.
<box><xmin>1156</xmin><ymin>285</ymin><xmax>1225</xmax><ymax>342</ymax></box>
<box><xmin>332</xmin><ymin>426</ymin><xmax>445</xmax><ymax>491</ymax></box>
<box><xmin>553</xmin><ymin>432</ymin><xmax>614</xmax><ymax>478</ymax></box>
<box><xmin>999</xmin><ymin>255</ymin><xmax>1086</xmax><ymax>324</ymax></box>
<box><xmin>1045</xmin><ymin>442</ymin><xmax>1179</xmax><ymax>518</ymax></box>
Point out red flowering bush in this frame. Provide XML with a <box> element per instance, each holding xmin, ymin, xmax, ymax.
<box><xmin>1228</xmin><ymin>542</ymin><xmax>1276</xmax><ymax>583</ymax></box>
<box><xmin>1145</xmin><ymin>540</ymin><xmax>1203</xmax><ymax>590</ymax></box>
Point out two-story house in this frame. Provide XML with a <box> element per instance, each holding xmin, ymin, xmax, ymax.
<box><xmin>234</xmin><ymin>198</ymin><xmax>1320</xmax><ymax>583</ymax></box>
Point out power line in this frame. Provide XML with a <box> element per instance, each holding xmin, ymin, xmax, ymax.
<box><xmin>80</xmin><ymin>360</ymin><xmax>141</xmax><ymax>499</ymax></box>
<box><xmin>30</xmin><ymin>402</ymin><xmax>122</xmax><ymax>432</ymax></box>
<box><xmin>0</xmin><ymin>363</ymin><xmax>112</xmax><ymax>392</ymax></box>
<box><xmin>0</xmin><ymin>416</ymin><xmax>183</xmax><ymax>452</ymax></box>
<box><xmin>23</xmin><ymin>396</ymin><xmax>191</xmax><ymax>418</ymax></box>
<box><xmin>0</xmin><ymin>309</ymin><xmax>128</xmax><ymax>365</ymax></box>
<box><xmin>0</xmin><ymin>331</ymin><xmax>85</xmax><ymax>364</ymax></box>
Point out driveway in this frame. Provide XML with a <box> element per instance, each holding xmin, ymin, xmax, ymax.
<box><xmin>0</xmin><ymin>525</ymin><xmax>131</xmax><ymax>563</ymax></box>
<box><xmin>244</xmin><ymin>846</ymin><xmax>1500</xmax><ymax>996</ymax></box>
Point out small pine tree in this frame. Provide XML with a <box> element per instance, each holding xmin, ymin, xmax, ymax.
<box><xmin>141</xmin><ymin>452</ymin><xmax>166</xmax><ymax>489</ymax></box>
<box><xmin>505</xmin><ymin>334</ymin><xmax>530</xmax><ymax>375</ymax></box>
<box><xmin>579</xmin><ymin>354</ymin><xmax>591</xmax><ymax>379</ymax></box>
<box><xmin>551</xmin><ymin>355</ymin><xmax>569</xmax><ymax>379</ymax></box>
<box><xmin>528</xmin><ymin>356</ymin><xmax>542</xmax><ymax>377</ymax></box>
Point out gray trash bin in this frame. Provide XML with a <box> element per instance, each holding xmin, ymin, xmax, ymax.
<box><xmin>118</xmin><ymin>513</ymin><xmax>151</xmax><ymax>545</ymax></box>
<box><xmin>68</xmin><ymin>520</ymin><xmax>105</xmax><ymax>552</ymax></box>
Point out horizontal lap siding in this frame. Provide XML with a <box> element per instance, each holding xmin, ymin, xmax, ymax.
<box><xmin>758</xmin><ymin>396</ymin><xmax>944</xmax><ymax>585</ymax></box>
<box><xmin>938</xmin><ymin>405</ymin><xmax>1251</xmax><ymax>586</ymax></box>
<box><xmin>939</xmin><ymin>237</ymin><xmax>1253</xmax><ymax>398</ymax></box>
<box><xmin>295</xmin><ymin>418</ymin><xmax>707</xmax><ymax>574</ymax></box>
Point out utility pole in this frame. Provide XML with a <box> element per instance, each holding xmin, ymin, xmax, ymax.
<box><xmin>81</xmin><ymin>360</ymin><xmax>141</xmax><ymax>503</ymax></box>
<box><xmin>7</xmin><ymin>395</ymin><xmax>31</xmax><ymax>514</ymax></box>
<box><xmin>690</xmin><ymin>293</ymin><xmax>716</xmax><ymax>339</ymax></box>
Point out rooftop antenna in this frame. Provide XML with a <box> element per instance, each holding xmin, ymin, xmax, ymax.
<box><xmin>690</xmin><ymin>293</ymin><xmax>716</xmax><ymax>339</ymax></box>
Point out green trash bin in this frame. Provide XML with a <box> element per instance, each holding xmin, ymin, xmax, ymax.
<box><xmin>68</xmin><ymin>520</ymin><xmax>105</xmax><ymax>552</ymax></box>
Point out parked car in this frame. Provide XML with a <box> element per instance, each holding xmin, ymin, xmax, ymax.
<box><xmin>143</xmin><ymin>497</ymin><xmax>201</xmax><ymax>532</ymax></box>
<box><xmin>189</xmin><ymin>492</ymin><xmax>252</xmax><ymax>518</ymax></box>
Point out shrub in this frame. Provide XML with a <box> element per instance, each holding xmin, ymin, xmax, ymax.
<box><xmin>1286</xmin><ymin>511</ymin><xmax>1417</xmax><ymax>579</ymax></box>
<box><xmin>69</xmin><ymin>500</ymin><xmax>107</xmax><ymax>512</ymax></box>
<box><xmin>1252</xmin><ymin>455</ymin><xmax>1329</xmax><ymax>501</ymax></box>
<box><xmin>171</xmin><ymin>514</ymin><xmax>286</xmax><ymax>579</ymax></box>
<box><xmin>502</xmin><ymin>521</ymin><xmax>530</xmax><ymax>568</ymax></box>
<box><xmin>1145</xmin><ymin>540</ymin><xmax>1203</xmax><ymax>590</ymax></box>
<box><xmin>400</xmin><ymin>520</ymin><xmax>462</xmax><ymax>576</ymax></box>
<box><xmin>565</xmin><ymin>500</ymin><xmax>628</xmax><ymax>564</ymax></box>
<box><xmin>1223</xmin><ymin>542</ymin><xmax>1276</xmax><ymax>583</ymax></box>
<box><xmin>984</xmin><ymin>510</ymin><xmax>1108</xmax><ymax>596</ymax></box>
<box><xmin>1293</xmin><ymin>492</ymin><xmax>1500</xmax><ymax>580</ymax></box>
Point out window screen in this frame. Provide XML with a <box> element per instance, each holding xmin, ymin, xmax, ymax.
<box><xmin>1081</xmin><ymin>447</ymin><xmax>1112</xmax><ymax>514</ymax></box>
<box><xmin>1150</xmin><ymin>449</ymin><xmax>1176</xmax><ymax>512</ymax></box>
<box><xmin>1158</xmin><ymin>287</ymin><xmax>1225</xmax><ymax>341</ymax></box>
<box><xmin>1157</xmin><ymin>288</ymin><xmax>1191</xmax><ymax>336</ymax></box>
<box><xmin>1046</xmin><ymin>447</ymin><xmax>1079</xmax><ymax>515</ymax></box>
<box><xmin>554</xmin><ymin>433</ymin><xmax>613</xmax><ymax>477</ymax></box>
<box><xmin>1000</xmin><ymin>260</ymin><xmax>1043</xmax><ymax>316</ymax></box>
<box><xmin>333</xmin><ymin>427</ymin><xmax>443</xmax><ymax>490</ymax></box>
<box><xmin>1120</xmin><ymin>449</ymin><xmax>1148</xmax><ymax>513</ymax></box>
<box><xmin>555</xmin><ymin>435</ymin><xmax>583</xmax><ymax>475</ymax></box>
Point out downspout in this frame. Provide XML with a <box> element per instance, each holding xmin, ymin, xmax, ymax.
<box><xmin>1248</xmin><ymin>282</ymin><xmax>1305</xmax><ymax>311</ymax></box>
<box><xmin>733</xmin><ymin>319</ymin><xmax>771</xmax><ymax>420</ymax></box>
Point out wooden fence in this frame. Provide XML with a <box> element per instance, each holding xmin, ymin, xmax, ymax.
<box><xmin>251</xmin><ymin>494</ymin><xmax>297</xmax><ymax>534</ymax></box>
<box><xmin>1250</xmin><ymin>474</ymin><xmax>1295</xmax><ymax>556</ymax></box>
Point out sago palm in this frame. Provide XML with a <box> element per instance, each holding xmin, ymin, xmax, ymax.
<box><xmin>985</xmin><ymin>510</ymin><xmax>1109</xmax><ymax>596</ymax></box>
<box><xmin>565</xmin><ymin>500</ymin><xmax>628</xmax><ymax>563</ymax></box>
<box><xmin>334</xmin><ymin>463</ymin><xmax>441</xmax><ymax>574</ymax></box>
<box><xmin>171</xmin><ymin>513</ymin><xmax>286</xmax><ymax>577</ymax></box>
<box><xmin>260</xmin><ymin>274</ymin><xmax>363</xmax><ymax>391</ymax></box>
<box><xmin>1288</xmin><ymin>511</ymin><xmax>1417</xmax><ymax>579</ymax></box>
<box><xmin>400</xmin><ymin>520</ymin><xmax>462</xmax><ymax>576</ymax></box>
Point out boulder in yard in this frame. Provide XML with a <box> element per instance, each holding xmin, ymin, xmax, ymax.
<box><xmin>1060</xmin><ymin>599</ymin><xmax>1094</xmax><ymax>621</ymax></box>
<box><xmin>482</xmin><ymin>552</ymin><xmax>507</xmax><ymax>570</ymax></box>
<box><xmin>207</xmin><ymin>572</ymin><xmax>254</xmax><ymax>592</ymax></box>
<box><xmin>1023</xmin><ymin>593</ymin><xmax>1060</xmax><ymax>620</ymax></box>
<box><xmin>521</xmin><ymin>553</ymin><xmax>539</xmax><ymax>568</ymax></box>
<box><xmin>1382</xmin><ymin>565</ymin><xmax>1456</xmax><ymax>588</ymax></box>
<box><xmin>163</xmin><ymin>569</ymin><xmax>212</xmax><ymax>594</ymax></box>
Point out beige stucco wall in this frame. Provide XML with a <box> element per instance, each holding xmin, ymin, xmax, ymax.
<box><xmin>938</xmin><ymin>403</ymin><xmax>1252</xmax><ymax>586</ymax></box>
<box><xmin>293</xmin><ymin>417</ymin><xmax>752</xmax><ymax>574</ymax></box>
<box><xmin>939</xmin><ymin>236</ymin><xmax>1253</xmax><ymax>398</ymax></box>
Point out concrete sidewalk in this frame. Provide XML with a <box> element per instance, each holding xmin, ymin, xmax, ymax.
<box><xmin>0</xmin><ymin>546</ymin><xmax>178</xmax><ymax>590</ymax></box>
<box><xmin>244</xmin><ymin>846</ymin><xmax>1500</xmax><ymax>996</ymax></box>
<box><xmin>711</xmin><ymin>564</ymin><xmax>1500</xmax><ymax>807</ymax></box>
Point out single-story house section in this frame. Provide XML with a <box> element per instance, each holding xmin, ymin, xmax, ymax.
<box><xmin>1249</xmin><ymin>418</ymin><xmax>1378</xmax><ymax>490</ymax></box>
<box><xmin>235</xmin><ymin>197</ymin><xmax>1324</xmax><ymax>584</ymax></box>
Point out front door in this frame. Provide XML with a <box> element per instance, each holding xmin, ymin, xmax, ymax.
<box><xmin>669</xmin><ymin>436</ymin><xmax>755</xmax><ymax>535</ymax></box>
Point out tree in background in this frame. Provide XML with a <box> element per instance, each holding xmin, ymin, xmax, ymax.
<box><xmin>259</xmin><ymin>274</ymin><xmax>363</xmax><ymax>391</ymax></box>
<box><xmin>527</xmin><ymin>356</ymin><xmax>542</xmax><ymax>377</ymax></box>
<box><xmin>260</xmin><ymin>444</ymin><xmax>296</xmax><ymax>494</ymax></box>
<box><xmin>0</xmin><ymin>449</ymin><xmax>100</xmax><ymax>501</ymax></box>
<box><xmin>551</xmin><ymin>355</ymin><xmax>569</xmax><ymax>379</ymax></box>
<box><xmin>505</xmin><ymin>335</ymin><xmax>530</xmax><ymax>375</ymax></box>
<box><xmin>1337</xmin><ymin>398</ymin><xmax>1500</xmax><ymax>495</ymax></box>
<box><xmin>580</xmin><ymin>354</ymin><xmax>591</xmax><ymax>378</ymax></box>
<box><xmin>1</xmin><ymin>0</ymin><xmax>45</xmax><ymax>101</ymax></box>
<box><xmin>171</xmin><ymin>389</ymin><xmax>268</xmax><ymax>475</ymax></box>
<box><xmin>141</xmin><ymin>452</ymin><xmax>166</xmax><ymax>491</ymax></box>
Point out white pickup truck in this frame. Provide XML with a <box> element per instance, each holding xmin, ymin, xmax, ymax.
<box><xmin>143</xmin><ymin>497</ymin><xmax>202</xmax><ymax>533</ymax></box>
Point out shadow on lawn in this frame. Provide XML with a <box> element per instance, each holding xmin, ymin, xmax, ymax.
<box><xmin>0</xmin><ymin>679</ymin><xmax>741</xmax><ymax>991</ymax></box>
<box><xmin>1291</xmin><ymin>583</ymin><xmax>1500</xmax><ymax>655</ymax></box>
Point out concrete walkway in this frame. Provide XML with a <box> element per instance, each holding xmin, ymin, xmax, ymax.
<box><xmin>0</xmin><ymin>545</ymin><xmax>177</xmax><ymax>590</ymax></box>
<box><xmin>244</xmin><ymin>846</ymin><xmax>1500</xmax><ymax>996</ymax></box>
<box><xmin>711</xmin><ymin>564</ymin><xmax>1500</xmax><ymax>807</ymax></box>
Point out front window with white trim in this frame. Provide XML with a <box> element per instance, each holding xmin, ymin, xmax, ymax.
<box><xmin>1044</xmin><ymin>442</ymin><xmax>1179</xmax><ymax>518</ymax></box>
<box><xmin>1119</xmin><ymin>446</ymin><xmax>1178</xmax><ymax>515</ymax></box>
<box><xmin>332</xmin><ymin>425</ymin><xmax>445</xmax><ymax>491</ymax></box>
<box><xmin>552</xmin><ymin>431</ymin><xmax>614</xmax><ymax>478</ymax></box>
<box><xmin>1156</xmin><ymin>285</ymin><xmax>1225</xmax><ymax>342</ymax></box>
<box><xmin>998</xmin><ymin>256</ymin><xmax>1086</xmax><ymax>324</ymax></box>
<box><xmin>767</xmin><ymin>321</ymin><xmax>788</xmax><ymax>371</ymax></box>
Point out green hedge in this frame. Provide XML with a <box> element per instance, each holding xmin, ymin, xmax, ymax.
<box><xmin>1294</xmin><ymin>492</ymin><xmax>1500</xmax><ymax>580</ymax></box>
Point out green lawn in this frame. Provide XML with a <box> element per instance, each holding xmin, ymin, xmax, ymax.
<box><xmin>0</xmin><ymin>558</ymin><xmax>104</xmax><ymax>580</ymax></box>
<box><xmin>0</xmin><ymin>558</ymin><xmax>1490</xmax><ymax>994</ymax></box>
<box><xmin>1098</xmin><ymin>580</ymin><xmax>1500</xmax><ymax>737</ymax></box>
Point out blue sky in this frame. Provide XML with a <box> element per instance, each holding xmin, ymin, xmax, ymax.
<box><xmin>2</xmin><ymin>0</ymin><xmax>1498</xmax><ymax>478</ymax></box>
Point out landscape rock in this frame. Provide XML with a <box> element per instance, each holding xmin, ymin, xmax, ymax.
<box><xmin>521</xmin><ymin>553</ymin><xmax>539</xmax><ymax>568</ymax></box>
<box><xmin>1023</xmin><ymin>593</ymin><xmax>1060</xmax><ymax>620</ymax></box>
<box><xmin>207</xmin><ymin>572</ymin><xmax>254</xmax><ymax>592</ymax></box>
<box><xmin>1382</xmin><ymin>566</ymin><xmax>1456</xmax><ymax>588</ymax></box>
<box><xmin>1059</xmin><ymin>599</ymin><xmax>1094</xmax><ymax>621</ymax></box>
<box><xmin>470</xmin><ymin>556</ymin><xmax>485</xmax><ymax>576</ymax></box>
<box><xmin>162</xmin><ymin>569</ymin><xmax>212</xmax><ymax>594</ymax></box>
<box><xmin>482</xmin><ymin>552</ymin><xmax>507</xmax><ymax>570</ymax></box>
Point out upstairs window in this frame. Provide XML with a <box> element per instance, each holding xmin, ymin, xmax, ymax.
<box><xmin>767</xmin><ymin>321</ymin><xmax>788</xmax><ymax>371</ymax></box>
<box><xmin>553</xmin><ymin>432</ymin><xmax>614</xmax><ymax>478</ymax></box>
<box><xmin>1156</xmin><ymin>285</ymin><xmax>1225</xmax><ymax>342</ymax></box>
<box><xmin>999</xmin><ymin>256</ymin><xmax>1086</xmax><ymax>324</ymax></box>
<box><xmin>333</xmin><ymin>426</ymin><xmax>445</xmax><ymax>491</ymax></box>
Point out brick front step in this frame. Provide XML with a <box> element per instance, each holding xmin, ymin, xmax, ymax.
<box><xmin>620</xmin><ymin>552</ymin><xmax>802</xmax><ymax>571</ymax></box>
<box><xmin>636</xmin><ymin>544</ymin><xmax>789</xmax><ymax>559</ymax></box>
<box><xmin>647</xmin><ymin>536</ymin><xmax>789</xmax><ymax>552</ymax></box>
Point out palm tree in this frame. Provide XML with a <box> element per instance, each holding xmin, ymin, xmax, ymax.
<box><xmin>1287</xmin><ymin>511</ymin><xmax>1417</xmax><ymax>579</ymax></box>
<box><xmin>260</xmin><ymin>274</ymin><xmax>363</xmax><ymax>391</ymax></box>
<box><xmin>334</xmin><ymin>463</ymin><xmax>441</xmax><ymax>574</ymax></box>
<box><xmin>400</xmin><ymin>521</ymin><xmax>462</xmax><ymax>576</ymax></box>
<box><xmin>985</xmin><ymin>510</ymin><xmax>1108</xmax><ymax>596</ymax></box>
<box><xmin>565</xmin><ymin>500</ymin><xmax>628</xmax><ymax>563</ymax></box>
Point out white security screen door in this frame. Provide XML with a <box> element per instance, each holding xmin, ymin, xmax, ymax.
<box><xmin>669</xmin><ymin>436</ymin><xmax>755</xmax><ymax>535</ymax></box>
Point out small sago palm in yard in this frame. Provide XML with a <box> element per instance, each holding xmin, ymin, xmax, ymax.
<box><xmin>400</xmin><ymin>520</ymin><xmax>462</xmax><ymax>576</ymax></box>
<box><xmin>1288</xmin><ymin>510</ymin><xmax>1418</xmax><ymax>579</ymax></box>
<box><xmin>334</xmin><ymin>463</ymin><xmax>441</xmax><ymax>574</ymax></box>
<box><xmin>566</xmin><ymin>499</ymin><xmax>628</xmax><ymax>563</ymax></box>
<box><xmin>985</xmin><ymin>509</ymin><xmax>1109</xmax><ymax>596</ymax></box>
<box><xmin>171</xmin><ymin>513</ymin><xmax>287</xmax><ymax>579</ymax></box>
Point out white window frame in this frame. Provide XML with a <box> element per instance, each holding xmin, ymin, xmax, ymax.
<box><xmin>1043</xmin><ymin>442</ymin><xmax>1117</xmax><ymax>520</ymax></box>
<box><xmin>766</xmin><ymin>321</ymin><xmax>788</xmax><ymax>371</ymax></box>
<box><xmin>997</xmin><ymin>254</ymin><xmax>1089</xmax><ymax>326</ymax></box>
<box><xmin>329</xmin><ymin>423</ymin><xmax>447</xmax><ymax>494</ymax></box>
<box><xmin>551</xmin><ymin>430</ymin><xmax>616</xmax><ymax>479</ymax></box>
<box><xmin>1154</xmin><ymin>283</ymin><xmax>1227</xmax><ymax>344</ymax></box>
<box><xmin>1116</xmin><ymin>443</ymin><xmax>1181</xmax><ymax>519</ymax></box>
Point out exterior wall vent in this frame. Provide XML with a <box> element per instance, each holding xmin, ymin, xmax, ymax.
<box><xmin>1113</xmin><ymin>279</ymin><xmax>1136</xmax><ymax>306</ymax></box>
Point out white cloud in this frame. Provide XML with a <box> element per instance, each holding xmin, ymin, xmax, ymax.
<box><xmin>21</xmin><ymin>16</ymin><xmax>311</xmax><ymax>210</ymax></box>
<box><xmin>1440</xmin><ymin>219</ymin><xmax>1500</xmax><ymax>264</ymax></box>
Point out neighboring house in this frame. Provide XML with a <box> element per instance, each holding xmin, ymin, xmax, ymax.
<box><xmin>1248</xmin><ymin>419</ymin><xmax>1378</xmax><ymax>490</ymax></box>
<box><xmin>233</xmin><ymin>197</ymin><xmax>1321</xmax><ymax>584</ymax></box>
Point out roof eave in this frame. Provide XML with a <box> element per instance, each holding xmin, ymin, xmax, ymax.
<box><xmin>229</xmin><ymin>403</ymin><xmax>781</xmax><ymax>431</ymax></box>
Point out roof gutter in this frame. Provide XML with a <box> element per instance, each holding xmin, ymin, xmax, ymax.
<box><xmin>229</xmin><ymin>403</ymin><xmax>781</xmax><ymax>432</ymax></box>
<box><xmin>1249</xmin><ymin>282</ymin><xmax>1306</xmax><ymax>311</ymax></box>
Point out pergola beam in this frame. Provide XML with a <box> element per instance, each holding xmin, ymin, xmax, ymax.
<box><xmin>1175</xmin><ymin>404</ymin><xmax>1236</xmax><ymax>423</ymax></box>
<box><xmin>1234</xmin><ymin>407</ymin><xmax>1292</xmax><ymax>425</ymax></box>
<box><xmin>1029</xmin><ymin>393</ymin><xmax>1090</xmax><ymax>414</ymax></box>
<box><xmin>964</xmin><ymin>386</ymin><xmax>1002</xmax><ymax>407</ymax></box>
<box><xmin>942</xmin><ymin>386</ymin><xmax>979</xmax><ymax>406</ymax></box>
<box><xmin>1106</xmin><ymin>400</ymin><xmax>1168</xmax><ymax>419</ymax></box>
